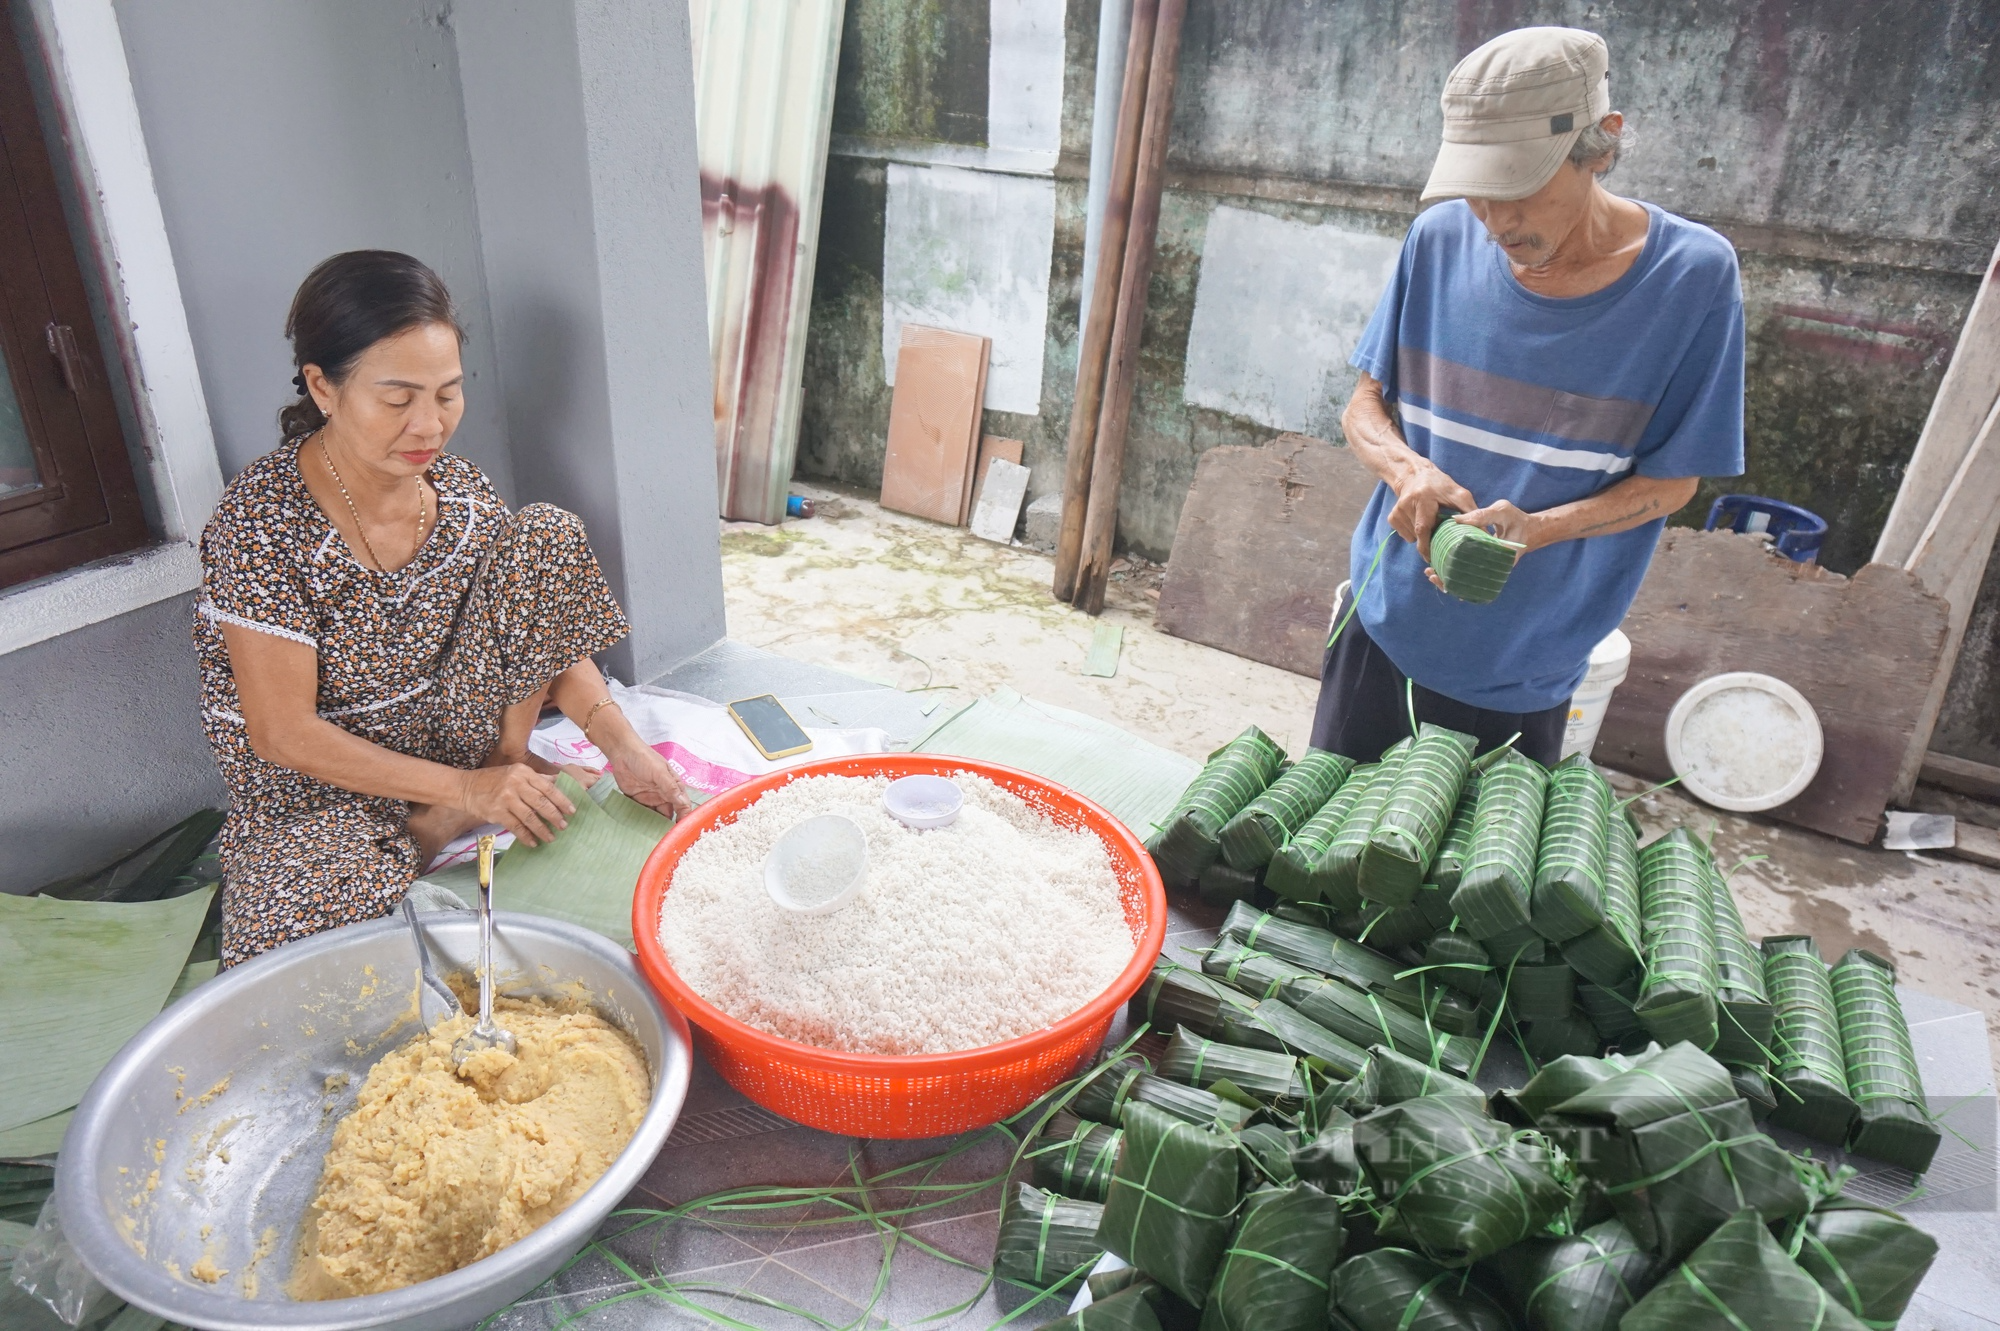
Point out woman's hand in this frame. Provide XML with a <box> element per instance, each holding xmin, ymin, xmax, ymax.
<box><xmin>457</xmin><ymin>763</ymin><xmax>576</xmax><ymax>846</ymax></box>
<box><xmin>606</xmin><ymin>742</ymin><xmax>695</xmax><ymax>820</ymax></box>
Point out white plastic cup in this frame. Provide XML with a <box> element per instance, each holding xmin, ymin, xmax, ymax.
<box><xmin>1560</xmin><ymin>629</ymin><xmax>1632</xmax><ymax>760</ymax></box>
<box><xmin>764</xmin><ymin>814</ymin><xmax>869</xmax><ymax>914</ymax></box>
<box><xmin>883</xmin><ymin>775</ymin><xmax>963</xmax><ymax>830</ymax></box>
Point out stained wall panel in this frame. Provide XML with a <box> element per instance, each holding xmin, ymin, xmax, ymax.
<box><xmin>692</xmin><ymin>0</ymin><xmax>847</xmax><ymax>524</ymax></box>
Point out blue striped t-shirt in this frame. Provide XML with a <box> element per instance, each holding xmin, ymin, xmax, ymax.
<box><xmin>1348</xmin><ymin>198</ymin><xmax>1745</xmax><ymax>712</ymax></box>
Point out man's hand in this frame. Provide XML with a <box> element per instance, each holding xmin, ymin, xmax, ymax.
<box><xmin>1342</xmin><ymin>372</ymin><xmax>1477</xmax><ymax>558</ymax></box>
<box><xmin>1388</xmin><ymin>461</ymin><xmax>1480</xmax><ymax>560</ymax></box>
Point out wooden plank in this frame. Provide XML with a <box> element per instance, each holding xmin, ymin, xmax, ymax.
<box><xmin>1156</xmin><ymin>433</ymin><xmax>1378</xmax><ymax>676</ymax></box>
<box><xmin>953</xmin><ymin>346</ymin><xmax>993</xmax><ymax>525</ymax></box>
<box><xmin>968</xmin><ymin>458</ymin><xmax>1030</xmax><ymax>544</ymax></box>
<box><xmin>970</xmin><ymin>434</ymin><xmax>1025</xmax><ymax>514</ymax></box>
<box><xmin>879</xmin><ymin>325</ymin><xmax>989</xmax><ymax>525</ymax></box>
<box><xmin>1595</xmin><ymin>528</ymin><xmax>1951</xmax><ymax>844</ymax></box>
<box><xmin>1921</xmin><ymin>751</ymin><xmax>2000</xmax><ymax>802</ymax></box>
<box><xmin>1874</xmin><ymin>237</ymin><xmax>2000</xmax><ymax>566</ymax></box>
<box><xmin>1947</xmin><ymin>822</ymin><xmax>2000</xmax><ymax>870</ymax></box>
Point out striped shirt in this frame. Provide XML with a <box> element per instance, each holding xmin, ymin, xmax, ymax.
<box><xmin>1348</xmin><ymin>199</ymin><xmax>1745</xmax><ymax>711</ymax></box>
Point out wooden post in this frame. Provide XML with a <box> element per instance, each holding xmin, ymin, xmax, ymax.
<box><xmin>1052</xmin><ymin>0</ymin><xmax>1158</xmax><ymax>602</ymax></box>
<box><xmin>1072</xmin><ymin>0</ymin><xmax>1187</xmax><ymax>616</ymax></box>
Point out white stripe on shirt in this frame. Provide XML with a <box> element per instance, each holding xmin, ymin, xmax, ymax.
<box><xmin>1400</xmin><ymin>403</ymin><xmax>1637</xmax><ymax>475</ymax></box>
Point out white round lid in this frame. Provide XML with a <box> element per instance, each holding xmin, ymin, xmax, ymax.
<box><xmin>1665</xmin><ymin>672</ymin><xmax>1823</xmax><ymax>812</ymax></box>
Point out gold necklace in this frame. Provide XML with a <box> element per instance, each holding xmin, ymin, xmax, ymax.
<box><xmin>318</xmin><ymin>432</ymin><xmax>427</xmax><ymax>572</ymax></box>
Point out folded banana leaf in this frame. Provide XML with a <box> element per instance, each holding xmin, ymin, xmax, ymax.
<box><xmin>1451</xmin><ymin>750</ymin><xmax>1548</xmax><ymax>939</ymax></box>
<box><xmin>1360</xmin><ymin>725</ymin><xmax>1476</xmax><ymax>908</ymax></box>
<box><xmin>1354</xmin><ymin>1095</ymin><xmax>1570</xmax><ymax>1264</ymax></box>
<box><xmin>1283</xmin><ymin>976</ymin><xmax>1476</xmax><ymax>1077</ymax></box>
<box><xmin>36</xmin><ymin>808</ymin><xmax>226</xmax><ymax>903</ymax></box>
<box><xmin>1621</xmin><ymin>1209</ymin><xmax>1870</xmax><ymax>1331</ymax></box>
<box><xmin>1322</xmin><ymin>747</ymin><xmax>1410</xmax><ymax>912</ymax></box>
<box><xmin>1031</xmin><ymin>1111</ymin><xmax>1125</xmax><ymax>1203</ymax></box>
<box><xmin>1430</xmin><ymin>516</ymin><xmax>1522</xmax><ymax>604</ymax></box>
<box><xmin>1197</xmin><ymin>1183</ymin><xmax>1344</xmax><ymax>1331</ymax></box>
<box><xmin>1291</xmin><ymin>1105</ymin><xmax>1363</xmax><ymax>1196</ymax></box>
<box><xmin>1238</xmin><ymin>1121</ymin><xmax>1304</xmax><ymax>1188</ymax></box>
<box><xmin>1202</xmin><ymin>938</ymin><xmax>1318</xmax><ymax>1001</ymax></box>
<box><xmin>1367</xmin><ymin>1046</ymin><xmax>1485</xmax><ymax>1106</ymax></box>
<box><xmin>1160</xmin><ymin>1031</ymin><xmax>1307</xmax><ymax>1106</ymax></box>
<box><xmin>1149</xmin><ymin>727</ymin><xmax>1288</xmax><ymax>884</ymax></box>
<box><xmin>1560</xmin><ymin>809</ymin><xmax>1643</xmax><ymax>988</ymax></box>
<box><xmin>1546</xmin><ymin>1043</ymin><xmax>1810</xmax><ymax>1263</ymax></box>
<box><xmin>1729</xmin><ymin>1064</ymin><xmax>1777</xmax><ymax>1119</ymax></box>
<box><xmin>1762</xmin><ymin>935</ymin><xmax>1859</xmax><ymax>1146</ymax></box>
<box><xmin>1522</xmin><ymin>1011</ymin><xmax>1602</xmax><ymax>1062</ymax></box>
<box><xmin>1074</xmin><ymin>1056</ymin><xmax>1256</xmax><ymax>1132</ymax></box>
<box><xmin>1197</xmin><ymin>859</ymin><xmax>1261</xmax><ymax>909</ymax></box>
<box><xmin>1331</xmin><ymin>1247</ymin><xmax>1514</xmax><ymax>1330</ymax></box>
<box><xmin>994</xmin><ymin>1183</ymin><xmax>1104</xmax><ymax>1292</ymax></box>
<box><xmin>1265</xmin><ymin>766</ymin><xmax>1373</xmax><ymax>903</ymax></box>
<box><xmin>1506</xmin><ymin>961</ymin><xmax>1577</xmax><ymax>1022</ymax></box>
<box><xmin>1634</xmin><ymin>829</ymin><xmax>1719</xmax><ymax>1051</ymax></box>
<box><xmin>1706</xmin><ymin>859</ymin><xmax>1773</xmax><ymax>1070</ymax></box>
<box><xmin>1045</xmin><ymin>1282</ymin><xmax>1167</xmax><ymax>1330</ymax></box>
<box><xmin>1099</xmin><ymin>1100</ymin><xmax>1243</xmax><ymax>1308</ymax></box>
<box><xmin>1482</xmin><ymin>922</ymin><xmax>1547</xmax><ymax>966</ymax></box>
<box><xmin>1132</xmin><ymin>964</ymin><xmax>1259</xmax><ymax>1040</ymax></box>
<box><xmin>1422</xmin><ymin>929</ymin><xmax>1493</xmax><ymax>999</ymax></box>
<box><xmin>1219</xmin><ymin>749</ymin><xmax>1355</xmax><ymax>872</ymax></box>
<box><xmin>1530</xmin><ymin>755</ymin><xmax>1613</xmax><ymax>943</ymax></box>
<box><xmin>1495</xmin><ymin>1216</ymin><xmax>1658</xmax><ymax>1331</ymax></box>
<box><xmin>1351</xmin><ymin>883</ymin><xmax>1457</xmax><ymax>950</ymax></box>
<box><xmin>1216</xmin><ymin>998</ymin><xmax>1371</xmax><ymax>1079</ymax></box>
<box><xmin>1315</xmin><ymin>1056</ymin><xmax>1382</xmax><ymax>1121</ymax></box>
<box><xmin>1829</xmin><ymin>948</ymin><xmax>1940</xmax><ymax>1174</ymax></box>
<box><xmin>1575</xmin><ymin>981</ymin><xmax>1645</xmax><ymax>1043</ymax></box>
<box><xmin>1785</xmin><ymin>1195</ymin><xmax>1939</xmax><ymax>1328</ymax></box>
<box><xmin>1218</xmin><ymin>903</ymin><xmax>1402</xmax><ymax>993</ymax></box>
<box><xmin>1386</xmin><ymin>983</ymin><xmax>1484</xmax><ymax>1038</ymax></box>
<box><xmin>1429</xmin><ymin>781</ymin><xmax>1481</xmax><ymax>895</ymax></box>
<box><xmin>1506</xmin><ymin>1052</ymin><xmax>1635</xmax><ymax>1125</ymax></box>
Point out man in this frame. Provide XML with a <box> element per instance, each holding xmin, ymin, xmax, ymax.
<box><xmin>1313</xmin><ymin>26</ymin><xmax>1744</xmax><ymax>766</ymax></box>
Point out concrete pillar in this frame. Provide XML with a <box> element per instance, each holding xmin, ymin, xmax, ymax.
<box><xmin>454</xmin><ymin>0</ymin><xmax>725</xmax><ymax>684</ymax></box>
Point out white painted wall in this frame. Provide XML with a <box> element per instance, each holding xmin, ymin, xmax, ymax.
<box><xmin>988</xmin><ymin>0</ymin><xmax>1066</xmax><ymax>156</ymax></box>
<box><xmin>1182</xmin><ymin>206</ymin><xmax>1404</xmax><ymax>439</ymax></box>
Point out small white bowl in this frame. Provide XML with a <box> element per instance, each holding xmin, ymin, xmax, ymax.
<box><xmin>764</xmin><ymin>814</ymin><xmax>869</xmax><ymax>914</ymax></box>
<box><xmin>883</xmin><ymin>774</ymin><xmax>964</xmax><ymax>830</ymax></box>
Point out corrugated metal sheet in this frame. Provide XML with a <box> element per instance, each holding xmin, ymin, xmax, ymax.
<box><xmin>690</xmin><ymin>0</ymin><xmax>846</xmax><ymax>524</ymax></box>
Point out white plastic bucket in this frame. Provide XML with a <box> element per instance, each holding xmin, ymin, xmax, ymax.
<box><xmin>1560</xmin><ymin>629</ymin><xmax>1631</xmax><ymax>759</ymax></box>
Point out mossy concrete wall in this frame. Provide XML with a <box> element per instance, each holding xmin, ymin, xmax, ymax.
<box><xmin>796</xmin><ymin>0</ymin><xmax>2000</xmax><ymax>762</ymax></box>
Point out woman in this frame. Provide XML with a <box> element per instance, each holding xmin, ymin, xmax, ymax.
<box><xmin>195</xmin><ymin>250</ymin><xmax>692</xmax><ymax>967</ymax></box>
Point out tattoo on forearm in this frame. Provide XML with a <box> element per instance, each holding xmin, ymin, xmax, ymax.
<box><xmin>1575</xmin><ymin>498</ymin><xmax>1664</xmax><ymax>537</ymax></box>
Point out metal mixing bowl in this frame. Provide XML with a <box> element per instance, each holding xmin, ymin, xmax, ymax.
<box><xmin>57</xmin><ymin>911</ymin><xmax>691</xmax><ymax>1331</ymax></box>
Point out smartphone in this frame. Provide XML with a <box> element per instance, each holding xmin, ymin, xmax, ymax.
<box><xmin>727</xmin><ymin>694</ymin><xmax>814</xmax><ymax>760</ymax></box>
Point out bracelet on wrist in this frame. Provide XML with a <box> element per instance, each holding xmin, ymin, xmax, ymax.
<box><xmin>582</xmin><ymin>697</ymin><xmax>619</xmax><ymax>742</ymax></box>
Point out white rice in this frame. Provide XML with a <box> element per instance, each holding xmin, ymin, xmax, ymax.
<box><xmin>658</xmin><ymin>773</ymin><xmax>1132</xmax><ymax>1055</ymax></box>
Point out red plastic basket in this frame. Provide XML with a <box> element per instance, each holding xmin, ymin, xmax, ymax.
<box><xmin>630</xmin><ymin>754</ymin><xmax>1166</xmax><ymax>1138</ymax></box>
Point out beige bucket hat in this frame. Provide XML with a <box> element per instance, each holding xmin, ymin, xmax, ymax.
<box><xmin>1422</xmin><ymin>27</ymin><xmax>1611</xmax><ymax>203</ymax></box>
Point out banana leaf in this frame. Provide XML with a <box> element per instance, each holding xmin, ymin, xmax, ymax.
<box><xmin>1197</xmin><ymin>859</ymin><xmax>1261</xmax><ymax>909</ymax></box>
<box><xmin>1031</xmin><ymin>1111</ymin><xmax>1125</xmax><ymax>1203</ymax></box>
<box><xmin>1099</xmin><ymin>1100</ymin><xmax>1243</xmax><ymax>1308</ymax></box>
<box><xmin>1561</xmin><ymin>811</ymin><xmax>1643</xmax><ymax>988</ymax></box>
<box><xmin>1238</xmin><ymin>1122</ymin><xmax>1303</xmax><ymax>1188</ymax></box>
<box><xmin>1160</xmin><ymin>1031</ymin><xmax>1307</xmax><ymax>1106</ymax></box>
<box><xmin>1507</xmin><ymin>961</ymin><xmax>1576</xmax><ymax>1022</ymax></box>
<box><xmin>1730</xmin><ymin>1065</ymin><xmax>1777</xmax><ymax>1119</ymax></box>
<box><xmin>1148</xmin><ymin>727</ymin><xmax>1288</xmax><ymax>884</ymax></box>
<box><xmin>1367</xmin><ymin>1046</ymin><xmax>1485</xmax><ymax>1106</ymax></box>
<box><xmin>1575</xmin><ymin>981</ymin><xmax>1645</xmax><ymax>1043</ymax></box>
<box><xmin>1354</xmin><ymin>1095</ymin><xmax>1571</xmax><ymax>1264</ymax></box>
<box><xmin>1430</xmin><ymin>517</ymin><xmax>1521</xmax><ymax>604</ymax></box>
<box><xmin>1528</xmin><ymin>754</ymin><xmax>1612</xmax><ymax>943</ymax></box>
<box><xmin>1495</xmin><ymin>1216</ymin><xmax>1658</xmax><ymax>1331</ymax></box>
<box><xmin>1220</xmin><ymin>750</ymin><xmax>1355</xmax><ymax>872</ymax></box>
<box><xmin>1198</xmin><ymin>1183</ymin><xmax>1344</xmax><ymax>1331</ymax></box>
<box><xmin>1361</xmin><ymin>725</ymin><xmax>1476</xmax><ymax>908</ymax></box>
<box><xmin>1829</xmin><ymin>949</ymin><xmax>1940</xmax><ymax>1174</ymax></box>
<box><xmin>1283</xmin><ymin>976</ymin><xmax>1476</xmax><ymax>1077</ymax></box>
<box><xmin>1482</xmin><ymin>922</ymin><xmax>1546</xmax><ymax>966</ymax></box>
<box><xmin>1322</xmin><ymin>749</ymin><xmax>1409</xmax><ymax>912</ymax></box>
<box><xmin>1706</xmin><ymin>859</ymin><xmax>1772</xmax><ymax>1070</ymax></box>
<box><xmin>1507</xmin><ymin>1052</ymin><xmax>1635</xmax><ymax>1125</ymax></box>
<box><xmin>1634</xmin><ymin>829</ymin><xmax>1720</xmax><ymax>1051</ymax></box>
<box><xmin>1421</xmin><ymin>929</ymin><xmax>1493</xmax><ymax>999</ymax></box>
<box><xmin>1046</xmin><ymin>1281</ymin><xmax>1168</xmax><ymax>1330</ymax></box>
<box><xmin>1217</xmin><ymin>903</ymin><xmax>1402</xmax><ymax>993</ymax></box>
<box><xmin>1523</xmin><ymin>1011</ymin><xmax>1602</xmax><ymax>1062</ymax></box>
<box><xmin>1074</xmin><ymin>1056</ymin><xmax>1256</xmax><ymax>1131</ymax></box>
<box><xmin>1351</xmin><ymin>883</ymin><xmax>1457</xmax><ymax>950</ymax></box>
<box><xmin>1762</xmin><ymin>936</ymin><xmax>1858</xmax><ymax>1146</ymax></box>
<box><xmin>1621</xmin><ymin>1209</ymin><xmax>1870</xmax><ymax>1331</ymax></box>
<box><xmin>1291</xmin><ymin>1105</ymin><xmax>1363</xmax><ymax>1196</ymax></box>
<box><xmin>1429</xmin><ymin>781</ymin><xmax>1482</xmax><ymax>895</ymax></box>
<box><xmin>1267</xmin><ymin>772</ymin><xmax>1369</xmax><ymax>902</ymax></box>
<box><xmin>1331</xmin><ymin>1247</ymin><xmax>1514</xmax><ymax>1331</ymax></box>
<box><xmin>1784</xmin><ymin>1196</ymin><xmax>1939</xmax><ymax>1329</ymax></box>
<box><xmin>1545</xmin><ymin>1043</ymin><xmax>1810</xmax><ymax>1263</ymax></box>
<box><xmin>1216</xmin><ymin>999</ymin><xmax>1371</xmax><ymax>1079</ymax></box>
<box><xmin>35</xmin><ymin>808</ymin><xmax>225</xmax><ymax>903</ymax></box>
<box><xmin>1202</xmin><ymin>938</ymin><xmax>1318</xmax><ymax>1002</ymax></box>
<box><xmin>994</xmin><ymin>1182</ymin><xmax>1105</xmax><ymax>1291</ymax></box>
<box><xmin>1451</xmin><ymin>750</ymin><xmax>1548</xmax><ymax>939</ymax></box>
<box><xmin>1132</xmin><ymin>963</ymin><xmax>1258</xmax><ymax>1039</ymax></box>
<box><xmin>1389</xmin><ymin>983</ymin><xmax>1484</xmax><ymax>1038</ymax></box>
